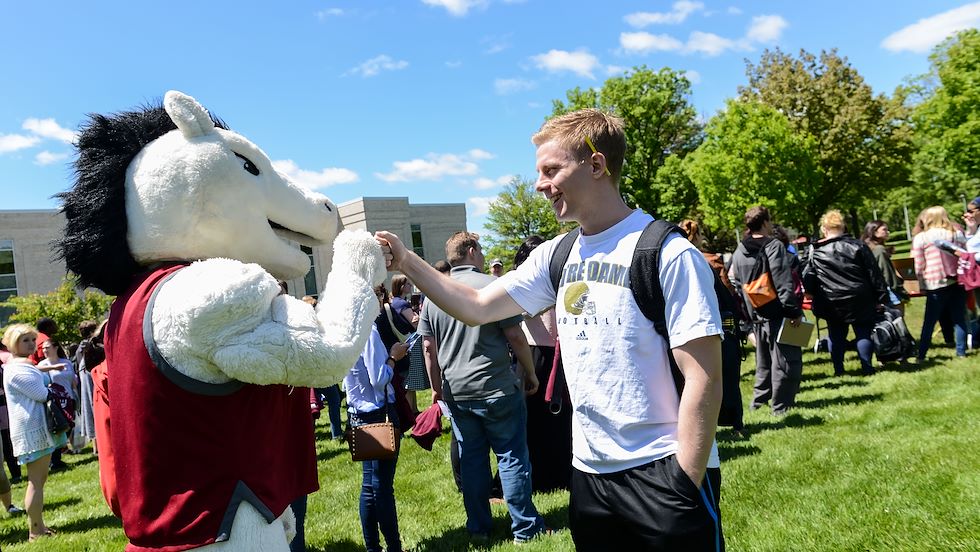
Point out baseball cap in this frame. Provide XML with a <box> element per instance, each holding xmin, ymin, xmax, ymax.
<box><xmin>490</xmin><ymin>259</ymin><xmax>503</xmax><ymax>267</ymax></box>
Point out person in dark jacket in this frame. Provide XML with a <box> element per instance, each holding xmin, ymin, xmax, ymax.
<box><xmin>730</xmin><ymin>206</ymin><xmax>804</xmax><ymax>415</ymax></box>
<box><xmin>862</xmin><ymin>220</ymin><xmax>907</xmax><ymax>314</ymax></box>
<box><xmin>803</xmin><ymin>210</ymin><xmax>890</xmax><ymax>375</ymax></box>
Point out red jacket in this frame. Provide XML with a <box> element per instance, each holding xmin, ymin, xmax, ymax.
<box><xmin>105</xmin><ymin>264</ymin><xmax>318</xmax><ymax>551</ymax></box>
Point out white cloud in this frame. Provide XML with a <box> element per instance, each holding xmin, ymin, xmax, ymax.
<box><xmin>0</xmin><ymin>133</ymin><xmax>40</xmax><ymax>154</ymax></box>
<box><xmin>34</xmin><ymin>150</ymin><xmax>70</xmax><ymax>166</ymax></box>
<box><xmin>473</xmin><ymin>175</ymin><xmax>513</xmax><ymax>190</ymax></box>
<box><xmin>272</xmin><ymin>160</ymin><xmax>359</xmax><ymax>189</ymax></box>
<box><xmin>685</xmin><ymin>70</ymin><xmax>702</xmax><ymax>84</ymax></box>
<box><xmin>747</xmin><ymin>14</ymin><xmax>788</xmax><ymax>43</ymax></box>
<box><xmin>467</xmin><ymin>148</ymin><xmax>495</xmax><ymax>160</ymax></box>
<box><xmin>531</xmin><ymin>49</ymin><xmax>601</xmax><ymax>79</ymax></box>
<box><xmin>625</xmin><ymin>1</ymin><xmax>704</xmax><ymax>27</ymax></box>
<box><xmin>686</xmin><ymin>31</ymin><xmax>738</xmax><ymax>56</ymax></box>
<box><xmin>346</xmin><ymin>55</ymin><xmax>409</xmax><ymax>77</ymax></box>
<box><xmin>605</xmin><ymin>65</ymin><xmax>629</xmax><ymax>76</ymax></box>
<box><xmin>467</xmin><ymin>196</ymin><xmax>495</xmax><ymax>217</ymax></box>
<box><xmin>445</xmin><ymin>60</ymin><xmax>463</xmax><ymax>68</ymax></box>
<box><xmin>881</xmin><ymin>2</ymin><xmax>980</xmax><ymax>53</ymax></box>
<box><xmin>483</xmin><ymin>34</ymin><xmax>512</xmax><ymax>54</ymax></box>
<box><xmin>316</xmin><ymin>8</ymin><xmax>344</xmax><ymax>20</ymax></box>
<box><xmin>23</xmin><ymin>118</ymin><xmax>76</xmax><ymax>143</ymax></box>
<box><xmin>421</xmin><ymin>0</ymin><xmax>488</xmax><ymax>17</ymax></box>
<box><xmin>620</xmin><ymin>32</ymin><xmax>684</xmax><ymax>54</ymax></box>
<box><xmin>727</xmin><ymin>6</ymin><xmax>742</xmax><ymax>15</ymax></box>
<box><xmin>376</xmin><ymin>152</ymin><xmax>485</xmax><ymax>182</ymax></box>
<box><xmin>494</xmin><ymin>77</ymin><xmax>536</xmax><ymax>95</ymax></box>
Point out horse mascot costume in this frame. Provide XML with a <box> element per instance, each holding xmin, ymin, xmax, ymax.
<box><xmin>57</xmin><ymin>91</ymin><xmax>386</xmax><ymax>551</ymax></box>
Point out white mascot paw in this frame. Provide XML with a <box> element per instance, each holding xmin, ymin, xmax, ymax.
<box><xmin>333</xmin><ymin>229</ymin><xmax>386</xmax><ymax>286</ymax></box>
<box><xmin>281</xmin><ymin>505</ymin><xmax>297</xmax><ymax>545</ymax></box>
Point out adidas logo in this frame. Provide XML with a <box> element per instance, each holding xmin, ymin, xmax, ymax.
<box><xmin>575</xmin><ymin>331</ymin><xmax>588</xmax><ymax>341</ymax></box>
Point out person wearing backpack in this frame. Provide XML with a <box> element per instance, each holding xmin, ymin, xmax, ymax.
<box><xmin>729</xmin><ymin>206</ymin><xmax>804</xmax><ymax>416</ymax></box>
<box><xmin>377</xmin><ymin>108</ymin><xmax>725</xmax><ymax>551</ymax></box>
<box><xmin>803</xmin><ymin>210</ymin><xmax>891</xmax><ymax>375</ymax></box>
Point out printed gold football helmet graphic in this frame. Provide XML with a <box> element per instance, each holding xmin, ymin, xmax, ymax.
<box><xmin>564</xmin><ymin>281</ymin><xmax>595</xmax><ymax>315</ymax></box>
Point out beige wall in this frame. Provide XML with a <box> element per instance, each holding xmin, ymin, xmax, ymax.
<box><xmin>0</xmin><ymin>197</ymin><xmax>466</xmax><ymax>300</ymax></box>
<box><xmin>0</xmin><ymin>210</ymin><xmax>68</xmax><ymax>296</ymax></box>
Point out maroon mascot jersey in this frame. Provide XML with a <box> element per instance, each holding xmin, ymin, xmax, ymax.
<box><xmin>104</xmin><ymin>264</ymin><xmax>319</xmax><ymax>551</ymax></box>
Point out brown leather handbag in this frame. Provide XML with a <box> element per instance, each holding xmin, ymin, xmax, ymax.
<box><xmin>346</xmin><ymin>406</ymin><xmax>400</xmax><ymax>462</ymax></box>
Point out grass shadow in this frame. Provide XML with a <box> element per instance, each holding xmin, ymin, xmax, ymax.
<box><xmin>317</xmin><ymin>446</ymin><xmax>349</xmax><ymax>462</ymax></box>
<box><xmin>318</xmin><ymin>538</ymin><xmax>369</xmax><ymax>552</ymax></box>
<box><xmin>53</xmin><ymin>512</ymin><xmax>122</xmax><ymax>533</ymax></box>
<box><xmin>745</xmin><ymin>413</ymin><xmax>826</xmax><ymax>433</ymax></box>
<box><xmin>413</xmin><ymin>504</ymin><xmax>568</xmax><ymax>551</ymax></box>
<box><xmin>800</xmin><ymin>378</ymin><xmax>869</xmax><ymax>392</ymax></box>
<box><xmin>64</xmin><ymin>454</ymin><xmax>99</xmax><ymax>469</ymax></box>
<box><xmin>718</xmin><ymin>441</ymin><xmax>762</xmax><ymax>462</ymax></box>
<box><xmin>45</xmin><ymin>496</ymin><xmax>83</xmax><ymax>511</ymax></box>
<box><xmin>793</xmin><ymin>392</ymin><xmax>883</xmax><ymax>410</ymax></box>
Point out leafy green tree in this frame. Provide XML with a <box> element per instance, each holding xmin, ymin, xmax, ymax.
<box><xmin>482</xmin><ymin>177</ymin><xmax>573</xmax><ymax>269</ymax></box>
<box><xmin>1</xmin><ymin>277</ymin><xmax>114</xmax><ymax>346</ymax></box>
<box><xmin>906</xmin><ymin>29</ymin><xmax>980</xmax><ymax>215</ymax></box>
<box><xmin>685</xmin><ymin>100</ymin><xmax>821</xmax><ymax>242</ymax></box>
<box><xmin>739</xmin><ymin>48</ymin><xmax>912</xmax><ymax>230</ymax></box>
<box><xmin>549</xmin><ymin>66</ymin><xmax>702</xmax><ymax>219</ymax></box>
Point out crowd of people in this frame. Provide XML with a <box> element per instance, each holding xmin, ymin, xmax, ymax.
<box><xmin>0</xmin><ymin>106</ymin><xmax>977</xmax><ymax>551</ymax></box>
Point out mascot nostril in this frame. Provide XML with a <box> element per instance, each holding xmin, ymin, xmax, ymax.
<box><xmin>57</xmin><ymin>90</ymin><xmax>385</xmax><ymax>551</ymax></box>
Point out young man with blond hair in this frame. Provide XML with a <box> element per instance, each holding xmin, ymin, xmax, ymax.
<box><xmin>378</xmin><ymin>109</ymin><xmax>724</xmax><ymax>550</ymax></box>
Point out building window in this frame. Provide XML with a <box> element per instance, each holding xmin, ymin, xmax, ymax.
<box><xmin>411</xmin><ymin>224</ymin><xmax>425</xmax><ymax>258</ymax></box>
<box><xmin>0</xmin><ymin>240</ymin><xmax>17</xmax><ymax>326</ymax></box>
<box><xmin>301</xmin><ymin>245</ymin><xmax>318</xmax><ymax>299</ymax></box>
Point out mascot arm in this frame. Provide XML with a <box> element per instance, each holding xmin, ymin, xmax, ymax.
<box><xmin>151</xmin><ymin>231</ymin><xmax>386</xmax><ymax>387</ymax></box>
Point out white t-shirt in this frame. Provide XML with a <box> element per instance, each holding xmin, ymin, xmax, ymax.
<box><xmin>38</xmin><ymin>358</ymin><xmax>77</xmax><ymax>400</ymax></box>
<box><xmin>499</xmin><ymin>210</ymin><xmax>722</xmax><ymax>474</ymax></box>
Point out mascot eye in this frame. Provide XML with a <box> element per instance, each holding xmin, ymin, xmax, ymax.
<box><xmin>233</xmin><ymin>152</ymin><xmax>260</xmax><ymax>176</ymax></box>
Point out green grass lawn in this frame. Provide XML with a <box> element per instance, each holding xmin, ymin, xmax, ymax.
<box><xmin>0</xmin><ymin>299</ymin><xmax>977</xmax><ymax>550</ymax></box>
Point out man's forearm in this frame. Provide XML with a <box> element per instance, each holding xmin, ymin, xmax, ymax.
<box><xmin>672</xmin><ymin>335</ymin><xmax>723</xmax><ymax>485</ymax></box>
<box><xmin>422</xmin><ymin>336</ymin><xmax>442</xmax><ymax>398</ymax></box>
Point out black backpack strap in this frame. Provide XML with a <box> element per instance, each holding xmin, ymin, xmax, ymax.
<box><xmin>549</xmin><ymin>228</ymin><xmax>581</xmax><ymax>295</ymax></box>
<box><xmin>630</xmin><ymin>219</ymin><xmax>683</xmax><ymax>337</ymax></box>
<box><xmin>629</xmin><ymin>219</ymin><xmax>686</xmax><ymax>396</ymax></box>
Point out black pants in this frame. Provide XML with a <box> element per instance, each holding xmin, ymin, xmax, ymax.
<box><xmin>569</xmin><ymin>455</ymin><xmax>724</xmax><ymax>551</ymax></box>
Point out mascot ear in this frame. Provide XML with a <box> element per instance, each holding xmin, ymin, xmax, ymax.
<box><xmin>164</xmin><ymin>91</ymin><xmax>216</xmax><ymax>139</ymax></box>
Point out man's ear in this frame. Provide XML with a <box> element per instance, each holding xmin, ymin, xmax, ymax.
<box><xmin>591</xmin><ymin>152</ymin><xmax>608</xmax><ymax>179</ymax></box>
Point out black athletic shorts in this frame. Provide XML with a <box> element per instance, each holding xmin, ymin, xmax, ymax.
<box><xmin>569</xmin><ymin>454</ymin><xmax>724</xmax><ymax>551</ymax></box>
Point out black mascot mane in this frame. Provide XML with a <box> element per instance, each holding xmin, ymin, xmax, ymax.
<box><xmin>56</xmin><ymin>103</ymin><xmax>227</xmax><ymax>295</ymax></box>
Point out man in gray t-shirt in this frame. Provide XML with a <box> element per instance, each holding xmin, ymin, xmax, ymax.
<box><xmin>417</xmin><ymin>231</ymin><xmax>545</xmax><ymax>543</ymax></box>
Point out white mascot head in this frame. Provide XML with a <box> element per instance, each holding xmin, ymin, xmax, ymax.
<box><xmin>58</xmin><ymin>90</ymin><xmax>339</xmax><ymax>293</ymax></box>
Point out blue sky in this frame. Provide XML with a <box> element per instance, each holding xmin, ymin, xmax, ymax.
<box><xmin>2</xmin><ymin>1</ymin><xmax>978</xmax><ymax>234</ymax></box>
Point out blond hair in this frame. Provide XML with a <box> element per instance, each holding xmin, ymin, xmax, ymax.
<box><xmin>2</xmin><ymin>323</ymin><xmax>37</xmax><ymax>352</ymax></box>
<box><xmin>446</xmin><ymin>231</ymin><xmax>481</xmax><ymax>266</ymax></box>
<box><xmin>819</xmin><ymin>210</ymin><xmax>846</xmax><ymax>234</ymax></box>
<box><xmin>917</xmin><ymin>205</ymin><xmax>955</xmax><ymax>233</ymax></box>
<box><xmin>532</xmin><ymin>109</ymin><xmax>627</xmax><ymax>184</ymax></box>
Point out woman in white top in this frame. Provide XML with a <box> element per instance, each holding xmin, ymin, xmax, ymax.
<box><xmin>2</xmin><ymin>324</ymin><xmax>67</xmax><ymax>542</ymax></box>
<box><xmin>37</xmin><ymin>339</ymin><xmax>77</xmax><ymax>467</ymax></box>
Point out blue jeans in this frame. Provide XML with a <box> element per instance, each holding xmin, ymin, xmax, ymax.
<box><xmin>288</xmin><ymin>494</ymin><xmax>307</xmax><ymax>552</ymax></box>
<box><xmin>827</xmin><ymin>320</ymin><xmax>874</xmax><ymax>374</ymax></box>
<box><xmin>351</xmin><ymin>406</ymin><xmax>401</xmax><ymax>552</ymax></box>
<box><xmin>919</xmin><ymin>285</ymin><xmax>968</xmax><ymax>358</ymax></box>
<box><xmin>447</xmin><ymin>391</ymin><xmax>544</xmax><ymax>541</ymax></box>
<box><xmin>317</xmin><ymin>385</ymin><xmax>344</xmax><ymax>439</ymax></box>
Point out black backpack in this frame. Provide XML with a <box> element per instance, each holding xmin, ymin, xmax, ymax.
<box><xmin>548</xmin><ymin>219</ymin><xmax>738</xmax><ymax>397</ymax></box>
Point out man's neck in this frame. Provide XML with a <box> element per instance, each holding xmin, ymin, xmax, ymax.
<box><xmin>578</xmin><ymin>199</ymin><xmax>634</xmax><ymax>236</ymax></box>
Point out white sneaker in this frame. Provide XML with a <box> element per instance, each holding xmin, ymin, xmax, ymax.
<box><xmin>7</xmin><ymin>504</ymin><xmax>24</xmax><ymax>515</ymax></box>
